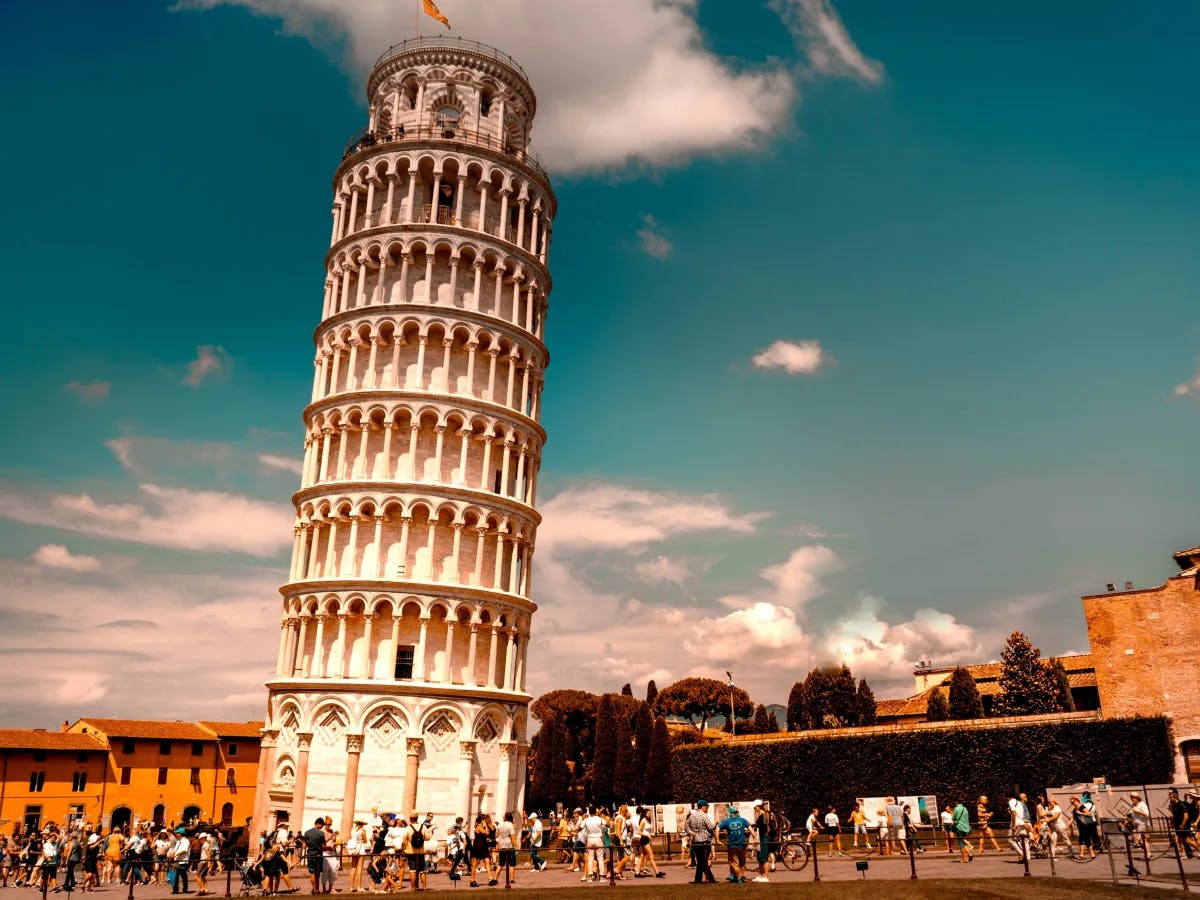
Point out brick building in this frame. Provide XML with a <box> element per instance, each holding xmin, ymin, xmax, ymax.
<box><xmin>1083</xmin><ymin>545</ymin><xmax>1200</xmax><ymax>782</ymax></box>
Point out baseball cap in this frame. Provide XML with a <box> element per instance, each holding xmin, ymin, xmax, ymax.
<box><xmin>696</xmin><ymin>800</ymin><xmax>709</xmax><ymax>808</ymax></box>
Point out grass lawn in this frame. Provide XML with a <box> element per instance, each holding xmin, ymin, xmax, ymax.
<box><xmin>403</xmin><ymin>880</ymin><xmax>1176</xmax><ymax>898</ymax></box>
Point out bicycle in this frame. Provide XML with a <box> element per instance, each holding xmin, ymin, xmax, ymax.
<box><xmin>776</xmin><ymin>834</ymin><xmax>811</xmax><ymax>871</ymax></box>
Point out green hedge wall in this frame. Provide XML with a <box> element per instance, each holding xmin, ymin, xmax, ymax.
<box><xmin>672</xmin><ymin>716</ymin><xmax>1174</xmax><ymax>822</ymax></box>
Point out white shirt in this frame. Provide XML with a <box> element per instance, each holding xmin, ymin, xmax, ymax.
<box><xmin>386</xmin><ymin>825</ymin><xmax>407</xmax><ymax>851</ymax></box>
<box><xmin>1009</xmin><ymin>798</ymin><xmax>1027</xmax><ymax>827</ymax></box>
<box><xmin>172</xmin><ymin>837</ymin><xmax>191</xmax><ymax>864</ymax></box>
<box><xmin>824</xmin><ymin>813</ymin><xmax>839</xmax><ymax>829</ymax></box>
<box><xmin>582</xmin><ymin>815</ymin><xmax>605</xmax><ymax>841</ymax></box>
<box><xmin>806</xmin><ymin>814</ymin><xmax>819</xmax><ymax>834</ymax></box>
<box><xmin>1131</xmin><ymin>801</ymin><xmax>1150</xmax><ymax>824</ymax></box>
<box><xmin>275</xmin><ymin>827</ymin><xmax>290</xmax><ymax>846</ymax></box>
<box><xmin>529</xmin><ymin>820</ymin><xmax>543</xmax><ymax>847</ymax></box>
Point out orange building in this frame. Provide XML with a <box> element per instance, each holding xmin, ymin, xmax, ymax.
<box><xmin>0</xmin><ymin>730</ymin><xmax>108</xmax><ymax>833</ymax></box>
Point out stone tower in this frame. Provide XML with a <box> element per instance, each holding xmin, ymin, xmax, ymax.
<box><xmin>251</xmin><ymin>37</ymin><xmax>553</xmax><ymax>834</ymax></box>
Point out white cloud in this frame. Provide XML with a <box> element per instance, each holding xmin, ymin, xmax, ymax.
<box><xmin>633</xmin><ymin>554</ymin><xmax>693</xmax><ymax>587</ymax></box>
<box><xmin>752</xmin><ymin>339</ymin><xmax>826</xmax><ymax>375</ymax></box>
<box><xmin>538</xmin><ymin>482</ymin><xmax>765</xmax><ymax>553</ymax></box>
<box><xmin>637</xmin><ymin>215</ymin><xmax>673</xmax><ymax>260</ymax></box>
<box><xmin>175</xmin><ymin>0</ymin><xmax>882</xmax><ymax>173</ymax></box>
<box><xmin>184</xmin><ymin>345</ymin><xmax>231</xmax><ymax>387</ymax></box>
<box><xmin>0</xmin><ymin>483</ymin><xmax>293</xmax><ymax>557</ymax></box>
<box><xmin>1174</xmin><ymin>362</ymin><xmax>1200</xmax><ymax>401</ymax></box>
<box><xmin>259</xmin><ymin>453</ymin><xmax>304</xmax><ymax>475</ymax></box>
<box><xmin>31</xmin><ymin>544</ymin><xmax>102</xmax><ymax>573</ymax></box>
<box><xmin>65</xmin><ymin>380</ymin><xmax>110</xmax><ymax>403</ymax></box>
<box><xmin>772</xmin><ymin>0</ymin><xmax>884</xmax><ymax>83</ymax></box>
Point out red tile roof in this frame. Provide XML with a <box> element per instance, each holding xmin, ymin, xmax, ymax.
<box><xmin>0</xmin><ymin>730</ymin><xmax>107</xmax><ymax>751</ymax></box>
<box><xmin>74</xmin><ymin>719</ymin><xmax>217</xmax><ymax>741</ymax></box>
<box><xmin>198</xmin><ymin>721</ymin><xmax>264</xmax><ymax>739</ymax></box>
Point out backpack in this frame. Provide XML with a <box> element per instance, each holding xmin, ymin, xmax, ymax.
<box><xmin>409</xmin><ymin>827</ymin><xmax>425</xmax><ymax>850</ymax></box>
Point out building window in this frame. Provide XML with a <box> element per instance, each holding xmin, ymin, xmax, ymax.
<box><xmin>395</xmin><ymin>645</ymin><xmax>415</xmax><ymax>680</ymax></box>
<box><xmin>191</xmin><ymin>741</ymin><xmax>204</xmax><ymax>757</ymax></box>
<box><xmin>220</xmin><ymin>802</ymin><xmax>234</xmax><ymax>826</ymax></box>
<box><xmin>190</xmin><ymin>767</ymin><xmax>201</xmax><ymax>786</ymax></box>
<box><xmin>32</xmin><ymin>751</ymin><xmax>47</xmax><ymax>763</ymax></box>
<box><xmin>157</xmin><ymin>767</ymin><xmax>168</xmax><ymax>785</ymax></box>
<box><xmin>227</xmin><ymin>742</ymin><xmax>239</xmax><ymax>757</ymax></box>
<box><xmin>1185</xmin><ymin>741</ymin><xmax>1200</xmax><ymax>781</ymax></box>
<box><xmin>23</xmin><ymin>806</ymin><xmax>42</xmax><ymax>833</ymax></box>
<box><xmin>159</xmin><ymin>741</ymin><xmax>172</xmax><ymax>755</ymax></box>
<box><xmin>120</xmin><ymin>766</ymin><xmax>131</xmax><ymax>785</ymax></box>
<box><xmin>76</xmin><ymin>752</ymin><xmax>89</xmax><ymax>763</ymax></box>
<box><xmin>28</xmin><ymin>771</ymin><xmax>45</xmax><ymax>793</ymax></box>
<box><xmin>122</xmin><ymin>740</ymin><xmax>135</xmax><ymax>754</ymax></box>
<box><xmin>72</xmin><ymin>771</ymin><xmax>87</xmax><ymax>792</ymax></box>
<box><xmin>68</xmin><ymin>804</ymin><xmax>85</xmax><ymax>825</ymax></box>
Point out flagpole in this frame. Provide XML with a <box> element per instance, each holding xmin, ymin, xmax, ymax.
<box><xmin>415</xmin><ymin>0</ymin><xmax>420</xmax><ymax>38</ymax></box>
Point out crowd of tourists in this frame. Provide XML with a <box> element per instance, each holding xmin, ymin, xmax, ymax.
<box><xmin>0</xmin><ymin>821</ymin><xmax>227</xmax><ymax>894</ymax></box>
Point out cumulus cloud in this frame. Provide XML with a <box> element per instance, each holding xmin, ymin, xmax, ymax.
<box><xmin>772</xmin><ymin>0</ymin><xmax>884</xmax><ymax>83</ymax></box>
<box><xmin>259</xmin><ymin>453</ymin><xmax>304</xmax><ymax>475</ymax></box>
<box><xmin>31</xmin><ymin>544</ymin><xmax>102</xmax><ymax>573</ymax></box>
<box><xmin>0</xmin><ymin>483</ymin><xmax>293</xmax><ymax>557</ymax></box>
<box><xmin>183</xmin><ymin>345</ymin><xmax>231</xmax><ymax>387</ymax></box>
<box><xmin>633</xmin><ymin>555</ymin><xmax>693</xmax><ymax>587</ymax></box>
<box><xmin>637</xmin><ymin>215</ymin><xmax>673</xmax><ymax>260</ymax></box>
<box><xmin>175</xmin><ymin>0</ymin><xmax>881</xmax><ymax>173</ymax></box>
<box><xmin>752</xmin><ymin>339</ymin><xmax>826</xmax><ymax>375</ymax></box>
<box><xmin>65</xmin><ymin>380</ymin><xmax>111</xmax><ymax>403</ymax></box>
<box><xmin>1174</xmin><ymin>361</ymin><xmax>1200</xmax><ymax>402</ymax></box>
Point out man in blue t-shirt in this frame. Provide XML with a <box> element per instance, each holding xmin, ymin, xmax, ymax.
<box><xmin>716</xmin><ymin>805</ymin><xmax>752</xmax><ymax>884</ymax></box>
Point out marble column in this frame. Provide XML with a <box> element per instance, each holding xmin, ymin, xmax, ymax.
<box><xmin>340</xmin><ymin>734</ymin><xmax>363</xmax><ymax>832</ymax></box>
<box><xmin>402</xmin><ymin>738</ymin><xmax>424</xmax><ymax>813</ymax></box>
<box><xmin>292</xmin><ymin>732</ymin><xmax>314</xmax><ymax>826</ymax></box>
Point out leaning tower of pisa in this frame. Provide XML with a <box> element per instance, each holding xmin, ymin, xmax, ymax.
<box><xmin>251</xmin><ymin>37</ymin><xmax>553</xmax><ymax>834</ymax></box>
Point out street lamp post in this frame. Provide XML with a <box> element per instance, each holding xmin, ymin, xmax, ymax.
<box><xmin>726</xmin><ymin>671</ymin><xmax>737</xmax><ymax>737</ymax></box>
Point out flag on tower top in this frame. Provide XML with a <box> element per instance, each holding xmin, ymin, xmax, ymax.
<box><xmin>423</xmin><ymin>0</ymin><xmax>450</xmax><ymax>29</ymax></box>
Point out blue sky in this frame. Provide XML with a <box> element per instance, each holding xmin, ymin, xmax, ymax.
<box><xmin>0</xmin><ymin>0</ymin><xmax>1196</xmax><ymax>722</ymax></box>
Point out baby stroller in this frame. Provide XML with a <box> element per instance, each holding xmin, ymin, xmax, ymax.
<box><xmin>238</xmin><ymin>859</ymin><xmax>265</xmax><ymax>896</ymax></box>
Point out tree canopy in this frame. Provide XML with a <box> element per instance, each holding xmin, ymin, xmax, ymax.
<box><xmin>926</xmin><ymin>688</ymin><xmax>950</xmax><ymax>721</ymax></box>
<box><xmin>654</xmin><ymin>677</ymin><xmax>753</xmax><ymax>731</ymax></box>
<box><xmin>787</xmin><ymin>665</ymin><xmax>876</xmax><ymax>730</ymax></box>
<box><xmin>995</xmin><ymin>631</ymin><xmax>1060</xmax><ymax>716</ymax></box>
<box><xmin>947</xmin><ymin>666</ymin><xmax>984</xmax><ymax>719</ymax></box>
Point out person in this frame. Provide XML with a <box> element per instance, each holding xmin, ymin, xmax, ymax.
<box><xmin>302</xmin><ymin>818</ymin><xmax>326</xmax><ymax>895</ymax></box>
<box><xmin>805</xmin><ymin>808</ymin><xmax>820</xmax><ymax>847</ymax></box>
<box><xmin>194</xmin><ymin>832</ymin><xmax>213</xmax><ymax>896</ymax></box>
<box><xmin>103</xmin><ymin>827</ymin><xmax>124</xmax><ymax>885</ymax></box>
<box><xmin>445</xmin><ymin>820</ymin><xmax>466</xmax><ymax>880</ymax></box>
<box><xmin>952</xmin><ymin>799</ymin><xmax>973</xmax><ymax>862</ymax></box>
<box><xmin>346</xmin><ymin>819</ymin><xmax>368</xmax><ymax>891</ymax></box>
<box><xmin>63</xmin><ymin>831</ymin><xmax>82</xmax><ymax>893</ymax></box>
<box><xmin>850</xmin><ymin>801</ymin><xmax>870</xmax><ymax>850</ymax></box>
<box><xmin>1008</xmin><ymin>792</ymin><xmax>1031</xmax><ymax>861</ymax></box>
<box><xmin>555</xmin><ymin>813</ymin><xmax>572</xmax><ymax>864</ymax></box>
<box><xmin>1045</xmin><ymin>798</ymin><xmax>1073</xmax><ymax>857</ymax></box>
<box><xmin>524</xmin><ymin>812</ymin><xmax>544</xmax><ymax>873</ymax></box>
<box><xmin>610</xmin><ymin>807</ymin><xmax>631</xmax><ymax>879</ymax></box>
<box><xmin>469</xmin><ymin>814</ymin><xmax>494</xmax><ymax>887</ymax></box>
<box><xmin>83</xmin><ymin>832</ymin><xmax>101</xmax><ymax>892</ymax></box>
<box><xmin>901</xmin><ymin>804</ymin><xmax>922</xmax><ymax>853</ymax></box>
<box><xmin>1129</xmin><ymin>792</ymin><xmax>1151</xmax><ymax>854</ymax></box>
<box><xmin>685</xmin><ymin>802</ymin><xmax>715</xmax><ymax>884</ymax></box>
<box><xmin>635</xmin><ymin>807</ymin><xmax>663</xmax><ymax>878</ymax></box>
<box><xmin>885</xmin><ymin>798</ymin><xmax>906</xmax><ymax>856</ymax></box>
<box><xmin>494</xmin><ymin>812</ymin><xmax>518</xmax><ymax>887</ymax></box>
<box><xmin>976</xmin><ymin>795</ymin><xmax>1001</xmax><ymax>853</ymax></box>
<box><xmin>1183</xmin><ymin>791</ymin><xmax>1200</xmax><ymax>858</ymax></box>
<box><xmin>941</xmin><ymin>805</ymin><xmax>955</xmax><ymax>853</ymax></box>
<box><xmin>824</xmin><ymin>807</ymin><xmax>844</xmax><ymax>857</ymax></box>
<box><xmin>170</xmin><ymin>830</ymin><xmax>192</xmax><ymax>895</ymax></box>
<box><xmin>717</xmin><ymin>804</ymin><xmax>751</xmax><ymax>883</ymax></box>
<box><xmin>578</xmin><ymin>808</ymin><xmax>605</xmax><ymax>882</ymax></box>
<box><xmin>38</xmin><ymin>831</ymin><xmax>60</xmax><ymax>893</ymax></box>
<box><xmin>751</xmin><ymin>804</ymin><xmax>771</xmax><ymax>883</ymax></box>
<box><xmin>568</xmin><ymin>809</ymin><xmax>585</xmax><ymax>872</ymax></box>
<box><xmin>404</xmin><ymin>812</ymin><xmax>429</xmax><ymax>892</ymax></box>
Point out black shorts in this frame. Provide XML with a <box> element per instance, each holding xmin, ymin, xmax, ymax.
<box><xmin>498</xmin><ymin>850</ymin><xmax>516</xmax><ymax>868</ymax></box>
<box><xmin>306</xmin><ymin>855</ymin><xmax>321</xmax><ymax>875</ymax></box>
<box><xmin>406</xmin><ymin>854</ymin><xmax>424</xmax><ymax>873</ymax></box>
<box><xmin>824</xmin><ymin>826</ymin><xmax>839</xmax><ymax>836</ymax></box>
<box><xmin>638</xmin><ymin>835</ymin><xmax>650</xmax><ymax>847</ymax></box>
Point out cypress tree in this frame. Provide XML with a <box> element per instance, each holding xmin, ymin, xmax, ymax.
<box><xmin>621</xmin><ymin>683</ymin><xmax>633</xmax><ymax>696</ymax></box>
<box><xmin>547</xmin><ymin>715</ymin><xmax>569</xmax><ymax>803</ymax></box>
<box><xmin>995</xmin><ymin>631</ymin><xmax>1059</xmax><ymax>716</ymax></box>
<box><xmin>646</xmin><ymin>680</ymin><xmax>658</xmax><ymax>707</ymax></box>
<box><xmin>612</xmin><ymin>708</ymin><xmax>637</xmax><ymax>803</ymax></box>
<box><xmin>644</xmin><ymin>716</ymin><xmax>673</xmax><ymax>802</ymax></box>
<box><xmin>766</xmin><ymin>710</ymin><xmax>780</xmax><ymax>732</ymax></box>
<box><xmin>591</xmin><ymin>694</ymin><xmax>617</xmax><ymax>802</ymax></box>
<box><xmin>786</xmin><ymin>681</ymin><xmax>805</xmax><ymax>731</ymax></box>
<box><xmin>926</xmin><ymin>689</ymin><xmax>950</xmax><ymax>721</ymax></box>
<box><xmin>632</xmin><ymin>701</ymin><xmax>653</xmax><ymax>796</ymax></box>
<box><xmin>947</xmin><ymin>667</ymin><xmax>984</xmax><ymax>719</ymax></box>
<box><xmin>856</xmin><ymin>679</ymin><xmax>877</xmax><ymax>726</ymax></box>
<box><xmin>752</xmin><ymin>704</ymin><xmax>772</xmax><ymax>734</ymax></box>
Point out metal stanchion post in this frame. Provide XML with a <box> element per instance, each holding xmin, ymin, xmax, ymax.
<box><xmin>1126</xmin><ymin>831</ymin><xmax>1138</xmax><ymax>878</ymax></box>
<box><xmin>225</xmin><ymin>856</ymin><xmax>233</xmax><ymax>898</ymax></box>
<box><xmin>1021</xmin><ymin>835</ymin><xmax>1031</xmax><ymax>877</ymax></box>
<box><xmin>907</xmin><ymin>837</ymin><xmax>917</xmax><ymax>880</ymax></box>
<box><xmin>1171</xmin><ymin>832</ymin><xmax>1190</xmax><ymax>893</ymax></box>
<box><xmin>811</xmin><ymin>838</ymin><xmax>820</xmax><ymax>882</ymax></box>
<box><xmin>1144</xmin><ymin>833</ymin><xmax>1153</xmax><ymax>876</ymax></box>
<box><xmin>609</xmin><ymin>845</ymin><xmax>616</xmax><ymax>886</ymax></box>
<box><xmin>1106</xmin><ymin>825</ymin><xmax>1119</xmax><ymax>885</ymax></box>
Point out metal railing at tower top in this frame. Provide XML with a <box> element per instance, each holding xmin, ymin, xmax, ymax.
<box><xmin>373</xmin><ymin>36</ymin><xmax>529</xmax><ymax>82</ymax></box>
<box><xmin>342</xmin><ymin>123</ymin><xmax>552</xmax><ymax>185</ymax></box>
